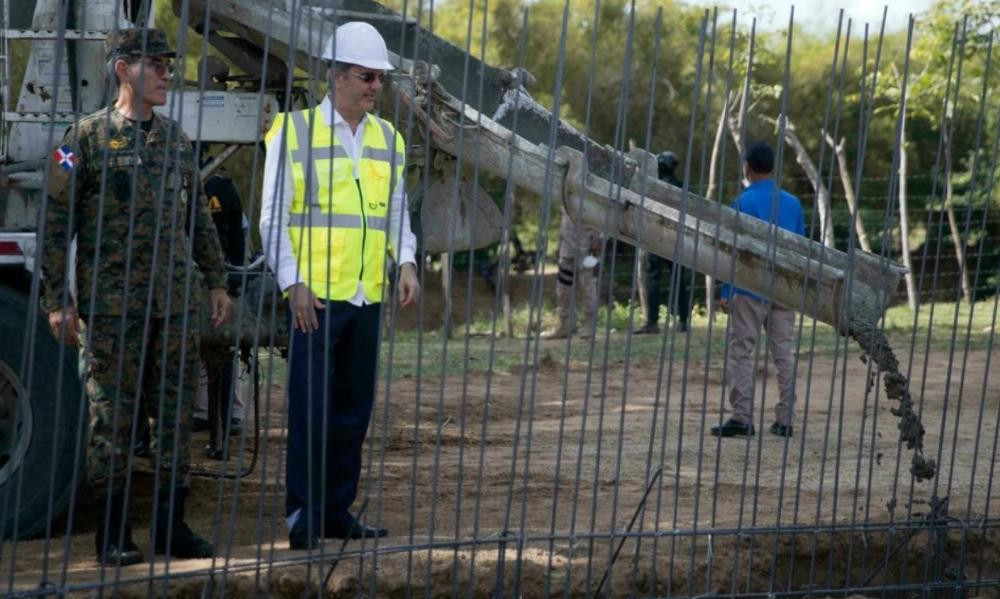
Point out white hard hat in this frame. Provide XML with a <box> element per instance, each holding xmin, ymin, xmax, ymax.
<box><xmin>322</xmin><ymin>21</ymin><xmax>394</xmax><ymax>71</ymax></box>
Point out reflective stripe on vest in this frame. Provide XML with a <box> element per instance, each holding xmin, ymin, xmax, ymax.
<box><xmin>272</xmin><ymin>107</ymin><xmax>404</xmax><ymax>302</ymax></box>
<box><xmin>287</xmin><ymin>212</ymin><xmax>389</xmax><ymax>231</ymax></box>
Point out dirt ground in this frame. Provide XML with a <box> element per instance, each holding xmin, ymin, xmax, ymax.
<box><xmin>6</xmin><ymin>273</ymin><xmax>1000</xmax><ymax>597</ymax></box>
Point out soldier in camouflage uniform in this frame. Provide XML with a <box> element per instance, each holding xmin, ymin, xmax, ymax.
<box><xmin>41</xmin><ymin>29</ymin><xmax>232</xmax><ymax>566</ymax></box>
<box><xmin>541</xmin><ymin>207</ymin><xmax>603</xmax><ymax>340</ymax></box>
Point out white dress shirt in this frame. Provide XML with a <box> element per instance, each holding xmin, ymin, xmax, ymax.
<box><xmin>259</xmin><ymin>96</ymin><xmax>417</xmax><ymax>304</ymax></box>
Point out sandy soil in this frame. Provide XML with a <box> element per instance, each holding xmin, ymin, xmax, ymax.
<box><xmin>5</xmin><ymin>275</ymin><xmax>1000</xmax><ymax>597</ymax></box>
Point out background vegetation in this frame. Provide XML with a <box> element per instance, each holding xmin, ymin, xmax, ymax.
<box><xmin>158</xmin><ymin>0</ymin><xmax>998</xmax><ymax>307</ymax></box>
<box><xmin>11</xmin><ymin>0</ymin><xmax>993</xmax><ymax>308</ymax></box>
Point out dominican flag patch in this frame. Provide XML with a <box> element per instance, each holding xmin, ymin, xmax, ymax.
<box><xmin>53</xmin><ymin>145</ymin><xmax>79</xmax><ymax>171</ymax></box>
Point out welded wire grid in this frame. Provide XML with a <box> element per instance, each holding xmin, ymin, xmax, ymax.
<box><xmin>2</xmin><ymin>0</ymin><xmax>999</xmax><ymax>597</ymax></box>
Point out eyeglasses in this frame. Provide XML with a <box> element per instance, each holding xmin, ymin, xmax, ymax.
<box><xmin>137</xmin><ymin>59</ymin><xmax>174</xmax><ymax>77</ymax></box>
<box><xmin>346</xmin><ymin>70</ymin><xmax>387</xmax><ymax>84</ymax></box>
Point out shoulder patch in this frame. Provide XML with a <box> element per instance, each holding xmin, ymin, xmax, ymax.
<box><xmin>47</xmin><ymin>148</ymin><xmax>73</xmax><ymax>198</ymax></box>
<box><xmin>52</xmin><ymin>145</ymin><xmax>79</xmax><ymax>171</ymax></box>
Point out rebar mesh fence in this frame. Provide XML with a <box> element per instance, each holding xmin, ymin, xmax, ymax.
<box><xmin>1</xmin><ymin>0</ymin><xmax>999</xmax><ymax>597</ymax></box>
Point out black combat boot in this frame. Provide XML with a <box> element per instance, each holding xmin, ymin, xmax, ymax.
<box><xmin>152</xmin><ymin>487</ymin><xmax>214</xmax><ymax>559</ymax></box>
<box><xmin>95</xmin><ymin>495</ymin><xmax>144</xmax><ymax>566</ymax></box>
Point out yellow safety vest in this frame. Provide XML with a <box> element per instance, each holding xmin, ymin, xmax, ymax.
<box><xmin>266</xmin><ymin>108</ymin><xmax>405</xmax><ymax>302</ymax></box>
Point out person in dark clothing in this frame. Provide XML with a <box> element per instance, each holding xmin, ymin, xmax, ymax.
<box><xmin>204</xmin><ymin>170</ymin><xmax>246</xmax><ymax>267</ymax></box>
<box><xmin>636</xmin><ymin>151</ymin><xmax>693</xmax><ymax>334</ymax></box>
<box><xmin>195</xmin><ymin>157</ymin><xmax>248</xmax><ymax>436</ymax></box>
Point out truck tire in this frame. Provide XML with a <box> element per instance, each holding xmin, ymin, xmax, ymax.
<box><xmin>0</xmin><ymin>285</ymin><xmax>82</xmax><ymax>540</ymax></box>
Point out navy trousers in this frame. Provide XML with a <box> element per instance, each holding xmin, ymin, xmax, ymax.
<box><xmin>285</xmin><ymin>300</ymin><xmax>380</xmax><ymax>534</ymax></box>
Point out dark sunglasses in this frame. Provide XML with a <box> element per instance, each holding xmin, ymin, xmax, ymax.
<box><xmin>347</xmin><ymin>70</ymin><xmax>387</xmax><ymax>84</ymax></box>
<box><xmin>136</xmin><ymin>59</ymin><xmax>174</xmax><ymax>77</ymax></box>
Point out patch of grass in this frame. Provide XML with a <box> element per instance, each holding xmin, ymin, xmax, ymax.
<box><xmin>378</xmin><ymin>299</ymin><xmax>998</xmax><ymax>381</ymax></box>
<box><xmin>251</xmin><ymin>299</ymin><xmax>997</xmax><ymax>384</ymax></box>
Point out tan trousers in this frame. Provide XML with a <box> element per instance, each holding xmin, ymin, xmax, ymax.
<box><xmin>554</xmin><ymin>210</ymin><xmax>600</xmax><ymax>332</ymax></box>
<box><xmin>725</xmin><ymin>295</ymin><xmax>797</xmax><ymax>427</ymax></box>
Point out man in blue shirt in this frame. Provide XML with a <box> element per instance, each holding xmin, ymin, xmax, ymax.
<box><xmin>712</xmin><ymin>141</ymin><xmax>804</xmax><ymax>438</ymax></box>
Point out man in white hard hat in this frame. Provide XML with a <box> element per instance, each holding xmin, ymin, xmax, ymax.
<box><xmin>259</xmin><ymin>21</ymin><xmax>420</xmax><ymax>550</ymax></box>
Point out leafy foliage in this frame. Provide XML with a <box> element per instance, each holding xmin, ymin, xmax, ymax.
<box><xmin>148</xmin><ymin>0</ymin><xmax>998</xmax><ymax>299</ymax></box>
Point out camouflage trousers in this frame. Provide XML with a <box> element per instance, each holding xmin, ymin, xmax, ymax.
<box><xmin>81</xmin><ymin>314</ymin><xmax>200</xmax><ymax>493</ymax></box>
<box><xmin>555</xmin><ymin>210</ymin><xmax>600</xmax><ymax>332</ymax></box>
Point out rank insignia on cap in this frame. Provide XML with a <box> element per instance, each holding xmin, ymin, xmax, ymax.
<box><xmin>53</xmin><ymin>145</ymin><xmax>79</xmax><ymax>171</ymax></box>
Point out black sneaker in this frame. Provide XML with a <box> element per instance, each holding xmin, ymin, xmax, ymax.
<box><xmin>191</xmin><ymin>417</ymin><xmax>210</xmax><ymax>433</ymax></box>
<box><xmin>770</xmin><ymin>422</ymin><xmax>793</xmax><ymax>437</ymax></box>
<box><xmin>710</xmin><ymin>419</ymin><xmax>755</xmax><ymax>437</ymax></box>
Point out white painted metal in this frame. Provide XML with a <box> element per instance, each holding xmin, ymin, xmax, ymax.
<box><xmin>155</xmin><ymin>90</ymin><xmax>279</xmax><ymax>144</ymax></box>
<box><xmin>7</xmin><ymin>0</ymin><xmax>124</xmax><ymax>162</ymax></box>
<box><xmin>3</xmin><ymin>29</ymin><xmax>108</xmax><ymax>40</ymax></box>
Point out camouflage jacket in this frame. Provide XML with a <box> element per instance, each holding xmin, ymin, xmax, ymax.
<box><xmin>41</xmin><ymin>107</ymin><xmax>227</xmax><ymax>317</ymax></box>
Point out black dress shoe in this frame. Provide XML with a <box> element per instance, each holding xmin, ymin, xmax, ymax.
<box><xmin>710</xmin><ymin>419</ymin><xmax>755</xmax><ymax>437</ymax></box>
<box><xmin>324</xmin><ymin>519</ymin><xmax>388</xmax><ymax>540</ymax></box>
<box><xmin>289</xmin><ymin>527</ymin><xmax>322</xmax><ymax>550</ymax></box>
<box><xmin>770</xmin><ymin>422</ymin><xmax>793</xmax><ymax>437</ymax></box>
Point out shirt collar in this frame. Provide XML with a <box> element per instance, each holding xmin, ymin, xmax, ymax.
<box><xmin>321</xmin><ymin>95</ymin><xmax>368</xmax><ymax>130</ymax></box>
<box><xmin>746</xmin><ymin>178</ymin><xmax>775</xmax><ymax>191</ymax></box>
<box><xmin>108</xmin><ymin>106</ymin><xmax>166</xmax><ymax>140</ymax></box>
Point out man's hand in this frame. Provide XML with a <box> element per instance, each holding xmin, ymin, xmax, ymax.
<box><xmin>48</xmin><ymin>306</ymin><xmax>81</xmax><ymax>346</ymax></box>
<box><xmin>210</xmin><ymin>287</ymin><xmax>233</xmax><ymax>328</ymax></box>
<box><xmin>288</xmin><ymin>282</ymin><xmax>324</xmax><ymax>333</ymax></box>
<box><xmin>717</xmin><ymin>298</ymin><xmax>729</xmax><ymax>314</ymax></box>
<box><xmin>397</xmin><ymin>263</ymin><xmax>420</xmax><ymax>307</ymax></box>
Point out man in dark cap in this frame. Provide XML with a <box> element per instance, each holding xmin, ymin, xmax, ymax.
<box><xmin>42</xmin><ymin>28</ymin><xmax>232</xmax><ymax>565</ymax></box>
<box><xmin>636</xmin><ymin>151</ymin><xmax>693</xmax><ymax>334</ymax></box>
<box><xmin>711</xmin><ymin>141</ymin><xmax>804</xmax><ymax>439</ymax></box>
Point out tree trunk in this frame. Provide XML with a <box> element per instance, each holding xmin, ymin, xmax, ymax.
<box><xmin>824</xmin><ymin>134</ymin><xmax>872</xmax><ymax>253</ymax></box>
<box><xmin>727</xmin><ymin>84</ymin><xmax>749</xmax><ymax>188</ymax></box>
<box><xmin>441</xmin><ymin>251</ymin><xmax>453</xmax><ymax>338</ymax></box>
<box><xmin>500</xmin><ymin>187</ymin><xmax>515</xmax><ymax>337</ymax></box>
<box><xmin>770</xmin><ymin>117</ymin><xmax>834</xmax><ymax>248</ymax></box>
<box><xmin>897</xmin><ymin>115</ymin><xmax>918</xmax><ymax>309</ymax></box>
<box><xmin>943</xmin><ymin>125</ymin><xmax>973</xmax><ymax>304</ymax></box>
<box><xmin>704</xmin><ymin>94</ymin><xmax>731</xmax><ymax>322</ymax></box>
<box><xmin>637</xmin><ymin>249</ymin><xmax>650</xmax><ymax>324</ymax></box>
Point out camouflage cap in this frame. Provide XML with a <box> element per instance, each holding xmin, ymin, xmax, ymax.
<box><xmin>106</xmin><ymin>28</ymin><xmax>176</xmax><ymax>61</ymax></box>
